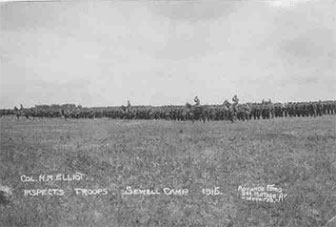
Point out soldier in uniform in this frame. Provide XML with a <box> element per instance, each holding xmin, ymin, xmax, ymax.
<box><xmin>14</xmin><ymin>106</ymin><xmax>20</xmax><ymax>120</ymax></box>
<box><xmin>224</xmin><ymin>99</ymin><xmax>235</xmax><ymax>122</ymax></box>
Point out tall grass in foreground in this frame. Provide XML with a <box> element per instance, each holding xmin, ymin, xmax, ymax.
<box><xmin>0</xmin><ymin>117</ymin><xmax>335</xmax><ymax>226</ymax></box>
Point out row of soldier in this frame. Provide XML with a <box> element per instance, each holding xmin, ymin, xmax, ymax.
<box><xmin>1</xmin><ymin>97</ymin><xmax>335</xmax><ymax>122</ymax></box>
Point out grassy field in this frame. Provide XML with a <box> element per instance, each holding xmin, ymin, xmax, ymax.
<box><xmin>0</xmin><ymin>116</ymin><xmax>335</xmax><ymax>227</ymax></box>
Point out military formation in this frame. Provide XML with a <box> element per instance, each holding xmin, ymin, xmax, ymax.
<box><xmin>1</xmin><ymin>96</ymin><xmax>335</xmax><ymax>122</ymax></box>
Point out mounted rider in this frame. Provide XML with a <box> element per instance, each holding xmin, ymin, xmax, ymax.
<box><xmin>232</xmin><ymin>94</ymin><xmax>239</xmax><ymax>114</ymax></box>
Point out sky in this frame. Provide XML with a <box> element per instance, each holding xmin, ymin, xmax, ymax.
<box><xmin>0</xmin><ymin>0</ymin><xmax>335</xmax><ymax>108</ymax></box>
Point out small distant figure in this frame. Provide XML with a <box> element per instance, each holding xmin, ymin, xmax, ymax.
<box><xmin>232</xmin><ymin>95</ymin><xmax>239</xmax><ymax>105</ymax></box>
<box><xmin>14</xmin><ymin>106</ymin><xmax>21</xmax><ymax>120</ymax></box>
<box><xmin>194</xmin><ymin>96</ymin><xmax>200</xmax><ymax>106</ymax></box>
<box><xmin>127</xmin><ymin>100</ymin><xmax>131</xmax><ymax>108</ymax></box>
<box><xmin>232</xmin><ymin>95</ymin><xmax>239</xmax><ymax>114</ymax></box>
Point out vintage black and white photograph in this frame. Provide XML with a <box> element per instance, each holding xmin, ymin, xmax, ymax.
<box><xmin>0</xmin><ymin>0</ymin><xmax>335</xmax><ymax>226</ymax></box>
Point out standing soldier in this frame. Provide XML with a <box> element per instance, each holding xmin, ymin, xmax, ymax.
<box><xmin>224</xmin><ymin>99</ymin><xmax>235</xmax><ymax>122</ymax></box>
<box><xmin>14</xmin><ymin>106</ymin><xmax>20</xmax><ymax>120</ymax></box>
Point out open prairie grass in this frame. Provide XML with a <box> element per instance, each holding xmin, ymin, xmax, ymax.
<box><xmin>0</xmin><ymin>116</ymin><xmax>335</xmax><ymax>227</ymax></box>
